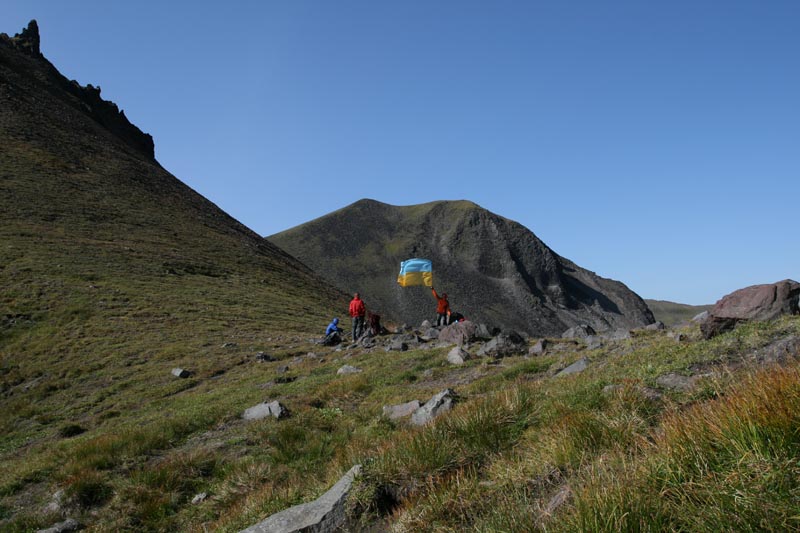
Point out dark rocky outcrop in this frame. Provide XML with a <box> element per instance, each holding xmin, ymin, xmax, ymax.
<box><xmin>269</xmin><ymin>199</ymin><xmax>655</xmax><ymax>337</ymax></box>
<box><xmin>701</xmin><ymin>280</ymin><xmax>800</xmax><ymax>339</ymax></box>
<box><xmin>1</xmin><ymin>20</ymin><xmax>155</xmax><ymax>160</ymax></box>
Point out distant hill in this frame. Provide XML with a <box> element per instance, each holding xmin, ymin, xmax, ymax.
<box><xmin>270</xmin><ymin>199</ymin><xmax>655</xmax><ymax>336</ymax></box>
<box><xmin>645</xmin><ymin>299</ymin><xmax>712</xmax><ymax>326</ymax></box>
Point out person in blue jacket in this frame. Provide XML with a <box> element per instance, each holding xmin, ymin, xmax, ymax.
<box><xmin>323</xmin><ymin>317</ymin><xmax>343</xmax><ymax>345</ymax></box>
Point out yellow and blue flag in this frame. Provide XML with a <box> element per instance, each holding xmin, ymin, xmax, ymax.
<box><xmin>397</xmin><ymin>258</ymin><xmax>433</xmax><ymax>287</ymax></box>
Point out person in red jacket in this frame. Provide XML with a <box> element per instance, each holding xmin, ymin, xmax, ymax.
<box><xmin>431</xmin><ymin>286</ymin><xmax>450</xmax><ymax>326</ymax></box>
<box><xmin>349</xmin><ymin>292</ymin><xmax>366</xmax><ymax>340</ymax></box>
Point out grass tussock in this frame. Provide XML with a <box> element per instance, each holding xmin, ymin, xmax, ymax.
<box><xmin>558</xmin><ymin>364</ymin><xmax>800</xmax><ymax>533</ymax></box>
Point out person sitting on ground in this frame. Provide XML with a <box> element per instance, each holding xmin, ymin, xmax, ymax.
<box><xmin>323</xmin><ymin>317</ymin><xmax>343</xmax><ymax>345</ymax></box>
<box><xmin>431</xmin><ymin>286</ymin><xmax>451</xmax><ymax>326</ymax></box>
<box><xmin>349</xmin><ymin>292</ymin><xmax>366</xmax><ymax>340</ymax></box>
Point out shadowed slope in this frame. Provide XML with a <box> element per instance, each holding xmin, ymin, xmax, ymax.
<box><xmin>270</xmin><ymin>199</ymin><xmax>654</xmax><ymax>336</ymax></box>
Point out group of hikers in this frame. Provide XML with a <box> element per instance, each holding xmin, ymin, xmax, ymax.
<box><xmin>322</xmin><ymin>287</ymin><xmax>463</xmax><ymax>346</ymax></box>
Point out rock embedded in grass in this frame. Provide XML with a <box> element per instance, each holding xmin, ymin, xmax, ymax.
<box><xmin>36</xmin><ymin>518</ymin><xmax>80</xmax><ymax>533</ymax></box>
<box><xmin>239</xmin><ymin>465</ymin><xmax>361</xmax><ymax>533</ymax></box>
<box><xmin>337</xmin><ymin>365</ymin><xmax>362</xmax><ymax>375</ymax></box>
<box><xmin>411</xmin><ymin>389</ymin><xmax>458</xmax><ymax>426</ymax></box>
<box><xmin>555</xmin><ymin>357</ymin><xmax>590</xmax><ymax>378</ymax></box>
<box><xmin>243</xmin><ymin>400</ymin><xmax>289</xmax><ymax>420</ymax></box>
<box><xmin>447</xmin><ymin>346</ymin><xmax>471</xmax><ymax>365</ymax></box>
<box><xmin>171</xmin><ymin>368</ymin><xmax>191</xmax><ymax>378</ymax></box>
<box><xmin>383</xmin><ymin>400</ymin><xmax>421</xmax><ymax>420</ymax></box>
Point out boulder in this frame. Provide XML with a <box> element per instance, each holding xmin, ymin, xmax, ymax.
<box><xmin>386</xmin><ymin>339</ymin><xmax>408</xmax><ymax>352</ymax></box>
<box><xmin>475</xmin><ymin>323</ymin><xmax>493</xmax><ymax>339</ymax></box>
<box><xmin>561</xmin><ymin>324</ymin><xmax>596</xmax><ymax>339</ymax></box>
<box><xmin>446</xmin><ymin>346</ymin><xmax>471</xmax><ymax>365</ymax></box>
<box><xmin>382</xmin><ymin>400</ymin><xmax>421</xmax><ymax>420</ymax></box>
<box><xmin>751</xmin><ymin>335</ymin><xmax>800</xmax><ymax>365</ymax></box>
<box><xmin>255</xmin><ymin>351</ymin><xmax>276</xmax><ymax>362</ymax></box>
<box><xmin>666</xmin><ymin>330</ymin><xmax>687</xmax><ymax>342</ymax></box>
<box><xmin>584</xmin><ymin>336</ymin><xmax>603</xmax><ymax>350</ymax></box>
<box><xmin>191</xmin><ymin>492</ymin><xmax>208</xmax><ymax>504</ymax></box>
<box><xmin>420</xmin><ymin>319</ymin><xmax>432</xmax><ymax>330</ymax></box>
<box><xmin>411</xmin><ymin>389</ymin><xmax>458</xmax><ymax>426</ymax></box>
<box><xmin>171</xmin><ymin>368</ymin><xmax>191</xmax><ymax>378</ymax></box>
<box><xmin>420</xmin><ymin>328</ymin><xmax>440</xmax><ymax>340</ymax></box>
<box><xmin>243</xmin><ymin>400</ymin><xmax>289</xmax><ymax>421</ymax></box>
<box><xmin>701</xmin><ymin>280</ymin><xmax>800</xmax><ymax>339</ymax></box>
<box><xmin>439</xmin><ymin>320</ymin><xmax>479</xmax><ymax>346</ymax></box>
<box><xmin>603</xmin><ymin>329</ymin><xmax>632</xmax><ymax>341</ymax></box>
<box><xmin>556</xmin><ymin>358</ymin><xmax>590</xmax><ymax>378</ymax></box>
<box><xmin>476</xmin><ymin>331</ymin><xmax>527</xmax><ymax>358</ymax></box>
<box><xmin>337</xmin><ymin>365</ymin><xmax>362</xmax><ymax>375</ymax></box>
<box><xmin>239</xmin><ymin>465</ymin><xmax>361</xmax><ymax>533</ymax></box>
<box><xmin>644</xmin><ymin>321</ymin><xmax>666</xmax><ymax>331</ymax></box>
<box><xmin>692</xmin><ymin>311</ymin><xmax>710</xmax><ymax>323</ymax></box>
<box><xmin>529</xmin><ymin>339</ymin><xmax>548</xmax><ymax>355</ymax></box>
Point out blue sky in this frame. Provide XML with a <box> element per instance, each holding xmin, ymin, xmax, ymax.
<box><xmin>5</xmin><ymin>1</ymin><xmax>798</xmax><ymax>305</ymax></box>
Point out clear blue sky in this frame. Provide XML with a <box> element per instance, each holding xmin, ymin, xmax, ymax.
<box><xmin>5</xmin><ymin>1</ymin><xmax>798</xmax><ymax>305</ymax></box>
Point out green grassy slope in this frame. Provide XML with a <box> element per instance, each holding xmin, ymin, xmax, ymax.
<box><xmin>1</xmin><ymin>24</ymin><xmax>349</xmax><ymax>530</ymax></box>
<box><xmin>645</xmin><ymin>299</ymin><xmax>713</xmax><ymax>326</ymax></box>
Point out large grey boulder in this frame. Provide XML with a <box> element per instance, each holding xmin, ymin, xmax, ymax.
<box><xmin>701</xmin><ymin>280</ymin><xmax>800</xmax><ymax>339</ymax></box>
<box><xmin>439</xmin><ymin>321</ymin><xmax>479</xmax><ymax>346</ymax></box>
<box><xmin>561</xmin><ymin>324</ymin><xmax>596</xmax><ymax>339</ymax></box>
<box><xmin>239</xmin><ymin>465</ymin><xmax>361</xmax><ymax>533</ymax></box>
<box><xmin>382</xmin><ymin>400</ymin><xmax>421</xmax><ymax>420</ymax></box>
<box><xmin>476</xmin><ymin>331</ymin><xmax>527</xmax><ymax>358</ymax></box>
<box><xmin>411</xmin><ymin>389</ymin><xmax>458</xmax><ymax>426</ymax></box>
<box><xmin>243</xmin><ymin>400</ymin><xmax>289</xmax><ymax>421</ymax></box>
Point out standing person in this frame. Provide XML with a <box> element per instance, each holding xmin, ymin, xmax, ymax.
<box><xmin>431</xmin><ymin>286</ymin><xmax>450</xmax><ymax>326</ymax></box>
<box><xmin>349</xmin><ymin>292</ymin><xmax>366</xmax><ymax>340</ymax></box>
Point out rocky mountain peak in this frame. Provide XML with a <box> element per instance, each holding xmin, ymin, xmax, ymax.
<box><xmin>1</xmin><ymin>20</ymin><xmax>155</xmax><ymax>160</ymax></box>
<box><xmin>0</xmin><ymin>20</ymin><xmax>41</xmax><ymax>56</ymax></box>
<box><xmin>270</xmin><ymin>199</ymin><xmax>655</xmax><ymax>336</ymax></box>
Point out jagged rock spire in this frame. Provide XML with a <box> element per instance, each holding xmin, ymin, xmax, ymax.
<box><xmin>12</xmin><ymin>20</ymin><xmax>41</xmax><ymax>56</ymax></box>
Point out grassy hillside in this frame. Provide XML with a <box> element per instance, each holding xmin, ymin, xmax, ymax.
<box><xmin>645</xmin><ymin>299</ymin><xmax>713</xmax><ymax>326</ymax></box>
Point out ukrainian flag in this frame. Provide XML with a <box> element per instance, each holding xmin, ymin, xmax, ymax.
<box><xmin>397</xmin><ymin>258</ymin><xmax>433</xmax><ymax>287</ymax></box>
